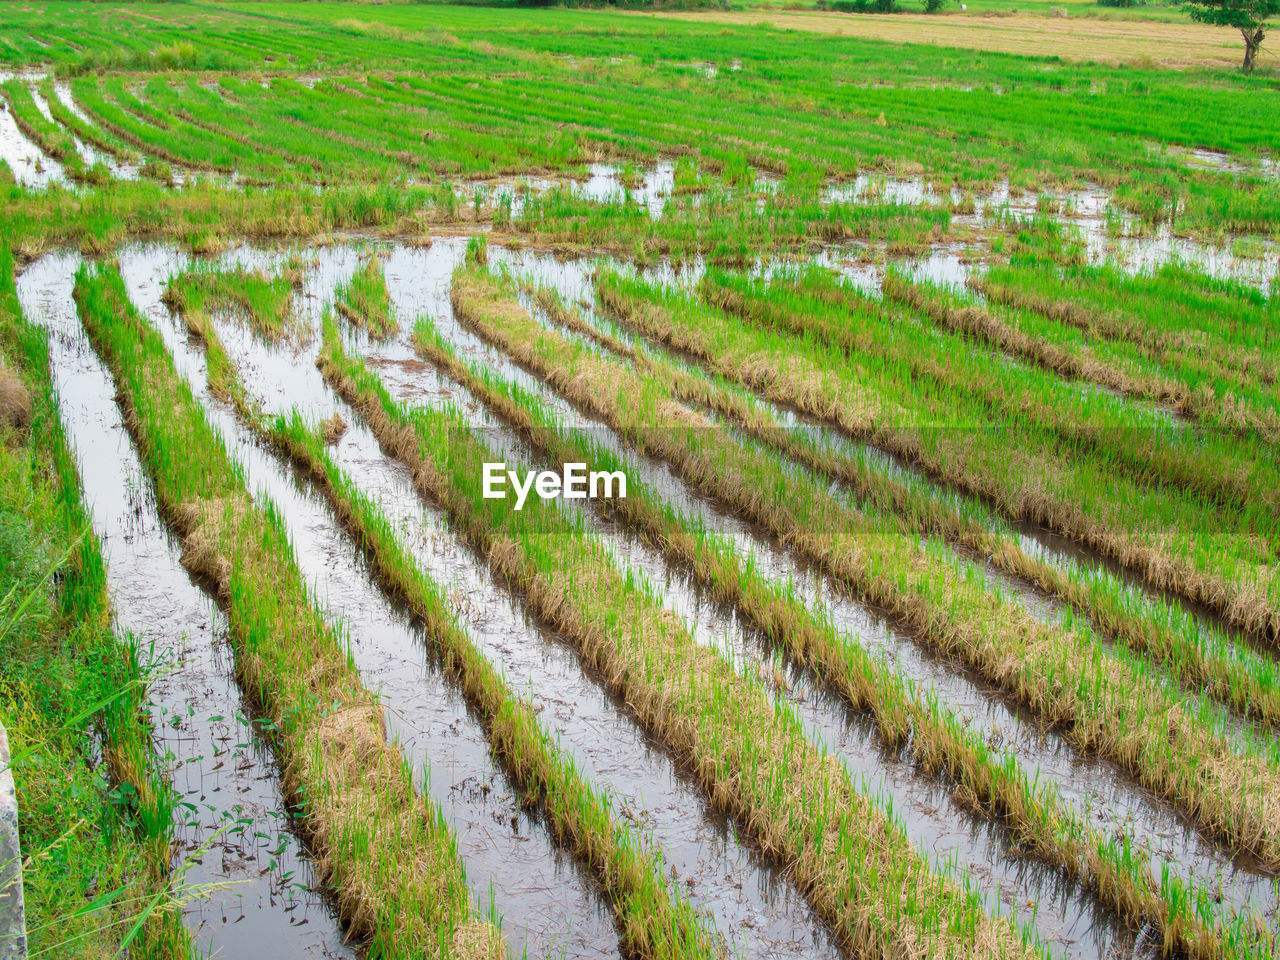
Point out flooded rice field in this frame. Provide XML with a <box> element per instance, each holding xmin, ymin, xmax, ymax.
<box><xmin>16</xmin><ymin>232</ymin><xmax>1279</xmax><ymax>959</ymax></box>
<box><xmin>2</xmin><ymin>73</ymin><xmax>1277</xmax><ymax>289</ymax></box>
<box><xmin>7</xmin><ymin>9</ymin><xmax>1280</xmax><ymax>960</ymax></box>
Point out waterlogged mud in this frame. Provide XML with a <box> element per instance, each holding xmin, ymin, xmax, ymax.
<box><xmin>1170</xmin><ymin>146</ymin><xmax>1279</xmax><ymax>181</ymax></box>
<box><xmin>578</xmin><ymin>161</ymin><xmax>675</xmax><ymax>218</ymax></box>
<box><xmin>458</xmin><ymin>160</ymin><xmax>675</xmax><ymax>221</ymax></box>
<box><xmin>115</xmin><ymin>243</ymin><xmax>622</xmax><ymax>960</ymax></box>
<box><xmin>820</xmin><ymin>174</ymin><xmax>1280</xmax><ymax>289</ymax></box>
<box><xmin>16</xmin><ymin>251</ymin><xmax>354</xmax><ymax>960</ymax></box>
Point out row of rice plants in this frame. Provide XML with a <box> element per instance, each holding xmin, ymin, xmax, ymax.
<box><xmin>0</xmin><ymin>241</ymin><xmax>192</xmax><ymax>958</ymax></box>
<box><xmin>699</xmin><ymin>268</ymin><xmax>1278</xmax><ymax>521</ymax></box>
<box><xmin>524</xmin><ymin>284</ymin><xmax>1280</xmax><ymax>737</ymax></box>
<box><xmin>879</xmin><ymin>273</ymin><xmax>1279</xmax><ymax>445</ymax></box>
<box><xmin>147</xmin><ymin>77</ymin><xmax>406</xmax><ymax>184</ymax></box>
<box><xmin>371</xmin><ymin>59</ymin><xmax>1277</xmax><ymax>234</ymax></box>
<box><xmin>983</xmin><ymin>255</ymin><xmax>1279</xmax><ymax>362</ymax></box>
<box><xmin>208</xmin><ymin>77</ymin><xmax>454</xmax><ymax>180</ymax></box>
<box><xmin>415</xmin><ymin>270</ymin><xmax>1265</xmax><ymax>960</ymax></box>
<box><xmin>148</xmin><ymin>79</ymin><xmax>359</xmax><ymax>184</ymax></box>
<box><xmin>448</xmin><ymin>263</ymin><xmax>1280</xmax><ymax>872</ymax></box>
<box><xmin>0</xmin><ymin>81</ymin><xmax>111</xmax><ymax>186</ymax></box>
<box><xmin>65</xmin><ymin>77</ymin><xmax>274</xmax><ymax>183</ymax></box>
<box><xmin>970</xmin><ymin>259</ymin><xmax>1279</xmax><ymax>439</ymax></box>
<box><xmin>168</xmin><ymin>277</ymin><xmax>725</xmax><ymax>960</ymax></box>
<box><xmin>595</xmin><ymin>272</ymin><xmax>1280</xmax><ymax>642</ymax></box>
<box><xmin>37</xmin><ymin>81</ymin><xmax>140</xmax><ymax>167</ymax></box>
<box><xmin>267</xmin><ymin>408</ymin><xmax>723</xmax><ymax>960</ymax></box>
<box><xmin>316</xmin><ymin>302</ymin><xmax>1045</xmax><ymax>960</ymax></box>
<box><xmin>514</xmin><ymin>187</ymin><xmax>953</xmax><ymax>263</ymax></box>
<box><xmin>71</xmin><ymin>260</ymin><xmax>504</xmax><ymax>959</ymax></box>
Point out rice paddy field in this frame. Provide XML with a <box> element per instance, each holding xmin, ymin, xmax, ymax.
<box><xmin>1</xmin><ymin>2</ymin><xmax>1279</xmax><ymax>960</ymax></box>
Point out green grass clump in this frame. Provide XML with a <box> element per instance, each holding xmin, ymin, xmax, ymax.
<box><xmin>334</xmin><ymin>255</ymin><xmax>397</xmax><ymax>337</ymax></box>
<box><xmin>165</xmin><ymin>263</ymin><xmax>299</xmax><ymax>343</ymax></box>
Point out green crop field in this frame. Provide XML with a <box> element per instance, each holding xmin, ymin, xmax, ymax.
<box><xmin>1</xmin><ymin>3</ymin><xmax>1278</xmax><ymax>960</ymax></box>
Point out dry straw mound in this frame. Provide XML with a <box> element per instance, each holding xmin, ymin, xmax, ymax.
<box><xmin>0</xmin><ymin>367</ymin><xmax>32</xmax><ymax>433</ymax></box>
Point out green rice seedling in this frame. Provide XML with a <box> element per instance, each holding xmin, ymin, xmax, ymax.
<box><xmin>514</xmin><ymin>185</ymin><xmax>952</xmax><ymax>265</ymax></box>
<box><xmin>410</xmin><ymin>297</ymin><xmax>1269</xmax><ymax>960</ymax></box>
<box><xmin>596</xmin><ymin>271</ymin><xmax>1280</xmax><ymax>643</ymax></box>
<box><xmin>65</xmin><ymin>77</ymin><xmax>243</xmax><ymax>179</ymax></box>
<box><xmin>72</xmin><ymin>260</ymin><xmax>503</xmax><ymax>960</ymax></box>
<box><xmin>453</xmin><ymin>264</ymin><xmax>1280</xmax><ymax>873</ymax></box>
<box><xmin>334</xmin><ymin>254</ymin><xmax>397</xmax><ymax>338</ymax></box>
<box><xmin>165</xmin><ymin>263</ymin><xmax>299</xmax><ymax>344</ymax></box>
<box><xmin>317</xmin><ymin>314</ymin><xmax>1047</xmax><ymax>960</ymax></box>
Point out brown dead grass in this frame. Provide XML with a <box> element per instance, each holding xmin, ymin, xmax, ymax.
<box><xmin>320</xmin><ymin>412</ymin><xmax>348</xmax><ymax>445</ymax></box>
<box><xmin>621</xmin><ymin>8</ymin><xmax>1274</xmax><ymax>69</ymax></box>
<box><xmin>0</xmin><ymin>366</ymin><xmax>32</xmax><ymax>433</ymax></box>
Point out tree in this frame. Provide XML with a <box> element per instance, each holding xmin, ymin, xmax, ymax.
<box><xmin>1185</xmin><ymin>0</ymin><xmax>1279</xmax><ymax>72</ymax></box>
